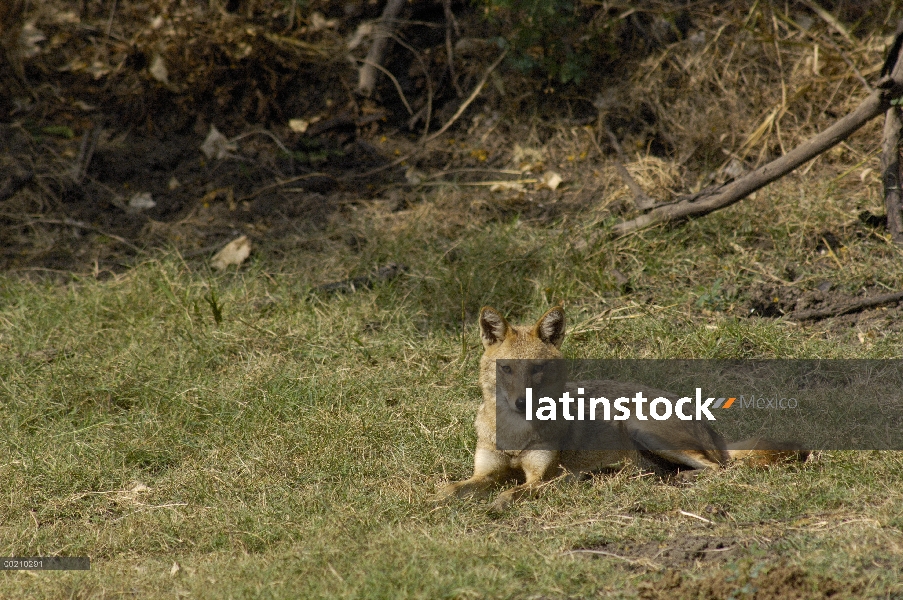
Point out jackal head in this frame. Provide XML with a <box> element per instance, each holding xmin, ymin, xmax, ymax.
<box><xmin>479</xmin><ymin>306</ymin><xmax>567</xmax><ymax>415</ymax></box>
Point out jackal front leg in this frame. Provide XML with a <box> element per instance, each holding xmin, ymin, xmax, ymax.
<box><xmin>439</xmin><ymin>447</ymin><xmax>511</xmax><ymax>500</ymax></box>
<box><xmin>489</xmin><ymin>450</ymin><xmax>559</xmax><ymax>513</ymax></box>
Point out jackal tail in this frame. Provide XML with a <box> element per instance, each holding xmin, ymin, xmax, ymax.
<box><xmin>726</xmin><ymin>438</ymin><xmax>809</xmax><ymax>467</ymax></box>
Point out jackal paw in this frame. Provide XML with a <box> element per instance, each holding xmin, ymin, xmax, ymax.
<box><xmin>436</xmin><ymin>480</ymin><xmax>492</xmax><ymax>502</ymax></box>
<box><xmin>488</xmin><ymin>493</ymin><xmax>513</xmax><ymax>515</ymax></box>
<box><xmin>434</xmin><ymin>483</ymin><xmax>460</xmax><ymax>503</ymax></box>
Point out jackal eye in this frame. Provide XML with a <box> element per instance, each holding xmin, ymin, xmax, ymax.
<box><xmin>531</xmin><ymin>364</ymin><xmax>544</xmax><ymax>375</ymax></box>
<box><xmin>500</xmin><ymin>365</ymin><xmax>512</xmax><ymax>374</ymax></box>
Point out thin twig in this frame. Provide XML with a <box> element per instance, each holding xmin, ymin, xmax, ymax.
<box><xmin>415</xmin><ymin>179</ymin><xmax>537</xmax><ymax>187</ymax></box>
<box><xmin>386</xmin><ymin>34</ymin><xmax>433</xmax><ymax>138</ymax></box>
<box><xmin>346</xmin><ymin>50</ymin><xmax>508</xmax><ymax>181</ymax></box>
<box><xmin>679</xmin><ymin>510</ymin><xmax>714</xmax><ymax>524</ymax></box>
<box><xmin>423</xmin><ymin>49</ymin><xmax>507</xmax><ymax>144</ymax></box>
<box><xmin>561</xmin><ymin>549</ymin><xmax>656</xmax><ymax>568</ymax></box>
<box><xmin>353</xmin><ymin>58</ymin><xmax>413</xmax><ymax>115</ymax></box>
<box><xmin>346</xmin><ymin>152</ymin><xmax>412</xmax><ymax>180</ymax></box>
<box><xmin>589</xmin><ymin>126</ymin><xmax>656</xmax><ymax>211</ymax></box>
<box><xmin>442</xmin><ymin>0</ymin><xmax>463</xmax><ymax>97</ymax></box>
<box><xmin>819</xmin><ymin>34</ymin><xmax>872</xmax><ymax>93</ymax></box>
<box><xmin>229</xmin><ymin>129</ymin><xmax>292</xmax><ymax>156</ymax></box>
<box><xmin>426</xmin><ymin>168</ymin><xmax>524</xmax><ymax>178</ymax></box>
<box><xmin>238</xmin><ymin>172</ymin><xmax>336</xmax><ymax>202</ymax></box>
<box><xmin>104</xmin><ymin>0</ymin><xmax>118</xmax><ymax>42</ymax></box>
<box><xmin>71</xmin><ymin>126</ymin><xmax>101</xmax><ymax>183</ymax></box>
<box><xmin>800</xmin><ymin>0</ymin><xmax>854</xmax><ymax>45</ymax></box>
<box><xmin>10</xmin><ymin>216</ymin><xmax>141</xmax><ymax>253</ymax></box>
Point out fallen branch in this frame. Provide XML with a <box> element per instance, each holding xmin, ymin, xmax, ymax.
<box><xmin>789</xmin><ymin>291</ymin><xmax>903</xmax><ymax>321</ymax></box>
<box><xmin>612</xmin><ymin>26</ymin><xmax>903</xmax><ymax>236</ymax></box>
<box><xmin>356</xmin><ymin>0</ymin><xmax>406</xmax><ymax>97</ymax></box>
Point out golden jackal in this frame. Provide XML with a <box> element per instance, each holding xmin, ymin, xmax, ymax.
<box><xmin>440</xmin><ymin>306</ymin><xmax>807</xmax><ymax>512</ymax></box>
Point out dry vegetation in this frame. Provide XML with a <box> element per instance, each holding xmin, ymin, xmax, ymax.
<box><xmin>0</xmin><ymin>1</ymin><xmax>899</xmax><ymax>269</ymax></box>
<box><xmin>2</xmin><ymin>1</ymin><xmax>903</xmax><ymax>598</ymax></box>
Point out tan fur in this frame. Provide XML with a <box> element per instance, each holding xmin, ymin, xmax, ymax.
<box><xmin>440</xmin><ymin>306</ymin><xmax>807</xmax><ymax>512</ymax></box>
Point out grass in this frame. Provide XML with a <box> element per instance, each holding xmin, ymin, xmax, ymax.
<box><xmin>3</xmin><ymin>172</ymin><xmax>903</xmax><ymax>598</ymax></box>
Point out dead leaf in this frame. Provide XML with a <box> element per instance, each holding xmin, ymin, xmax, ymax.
<box><xmin>200</xmin><ymin>125</ymin><xmax>237</xmax><ymax>160</ymax></box>
<box><xmin>20</xmin><ymin>23</ymin><xmax>46</xmax><ymax>59</ymax></box>
<box><xmin>539</xmin><ymin>171</ymin><xmax>563</xmax><ymax>191</ymax></box>
<box><xmin>170</xmin><ymin>562</ymin><xmax>180</xmax><ymax>576</ymax></box>
<box><xmin>128</xmin><ymin>192</ymin><xmax>156</xmax><ymax>211</ymax></box>
<box><xmin>310</xmin><ymin>12</ymin><xmax>338</xmax><ymax>31</ymax></box>
<box><xmin>211</xmin><ymin>236</ymin><xmax>251</xmax><ymax>270</ymax></box>
<box><xmin>149</xmin><ymin>54</ymin><xmax>169</xmax><ymax>84</ymax></box>
<box><xmin>288</xmin><ymin>119</ymin><xmax>309</xmax><ymax>133</ymax></box>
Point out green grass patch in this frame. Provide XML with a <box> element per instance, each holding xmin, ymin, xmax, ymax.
<box><xmin>2</xmin><ymin>175</ymin><xmax>903</xmax><ymax>597</ymax></box>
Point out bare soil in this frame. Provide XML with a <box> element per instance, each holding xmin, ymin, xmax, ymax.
<box><xmin>576</xmin><ymin>534</ymin><xmax>740</xmax><ymax>569</ymax></box>
<box><xmin>639</xmin><ymin>565</ymin><xmax>858</xmax><ymax>600</ymax></box>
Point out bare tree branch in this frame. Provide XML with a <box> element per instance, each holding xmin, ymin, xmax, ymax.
<box><xmin>612</xmin><ymin>27</ymin><xmax>903</xmax><ymax>236</ymax></box>
<box><xmin>882</xmin><ymin>106</ymin><xmax>903</xmax><ymax>243</ymax></box>
<box><xmin>356</xmin><ymin>0</ymin><xmax>406</xmax><ymax>98</ymax></box>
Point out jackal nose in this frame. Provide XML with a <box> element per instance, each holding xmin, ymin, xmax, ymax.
<box><xmin>514</xmin><ymin>397</ymin><xmax>527</xmax><ymax>412</ymax></box>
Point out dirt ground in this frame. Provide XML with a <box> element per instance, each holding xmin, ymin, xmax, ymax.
<box><xmin>563</xmin><ymin>527</ymin><xmax>865</xmax><ymax>599</ymax></box>
<box><xmin>569</xmin><ymin>534</ymin><xmax>861</xmax><ymax>598</ymax></box>
<box><xmin>2</xmin><ymin>1</ymin><xmax>891</xmax><ymax>287</ymax></box>
<box><xmin>0</xmin><ymin>0</ymin><xmax>595</xmax><ymax>275</ymax></box>
<box><xmin>639</xmin><ymin>564</ymin><xmax>858</xmax><ymax>599</ymax></box>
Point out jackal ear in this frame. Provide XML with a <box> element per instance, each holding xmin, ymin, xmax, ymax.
<box><xmin>479</xmin><ymin>306</ymin><xmax>509</xmax><ymax>347</ymax></box>
<box><xmin>534</xmin><ymin>306</ymin><xmax>566</xmax><ymax>348</ymax></box>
